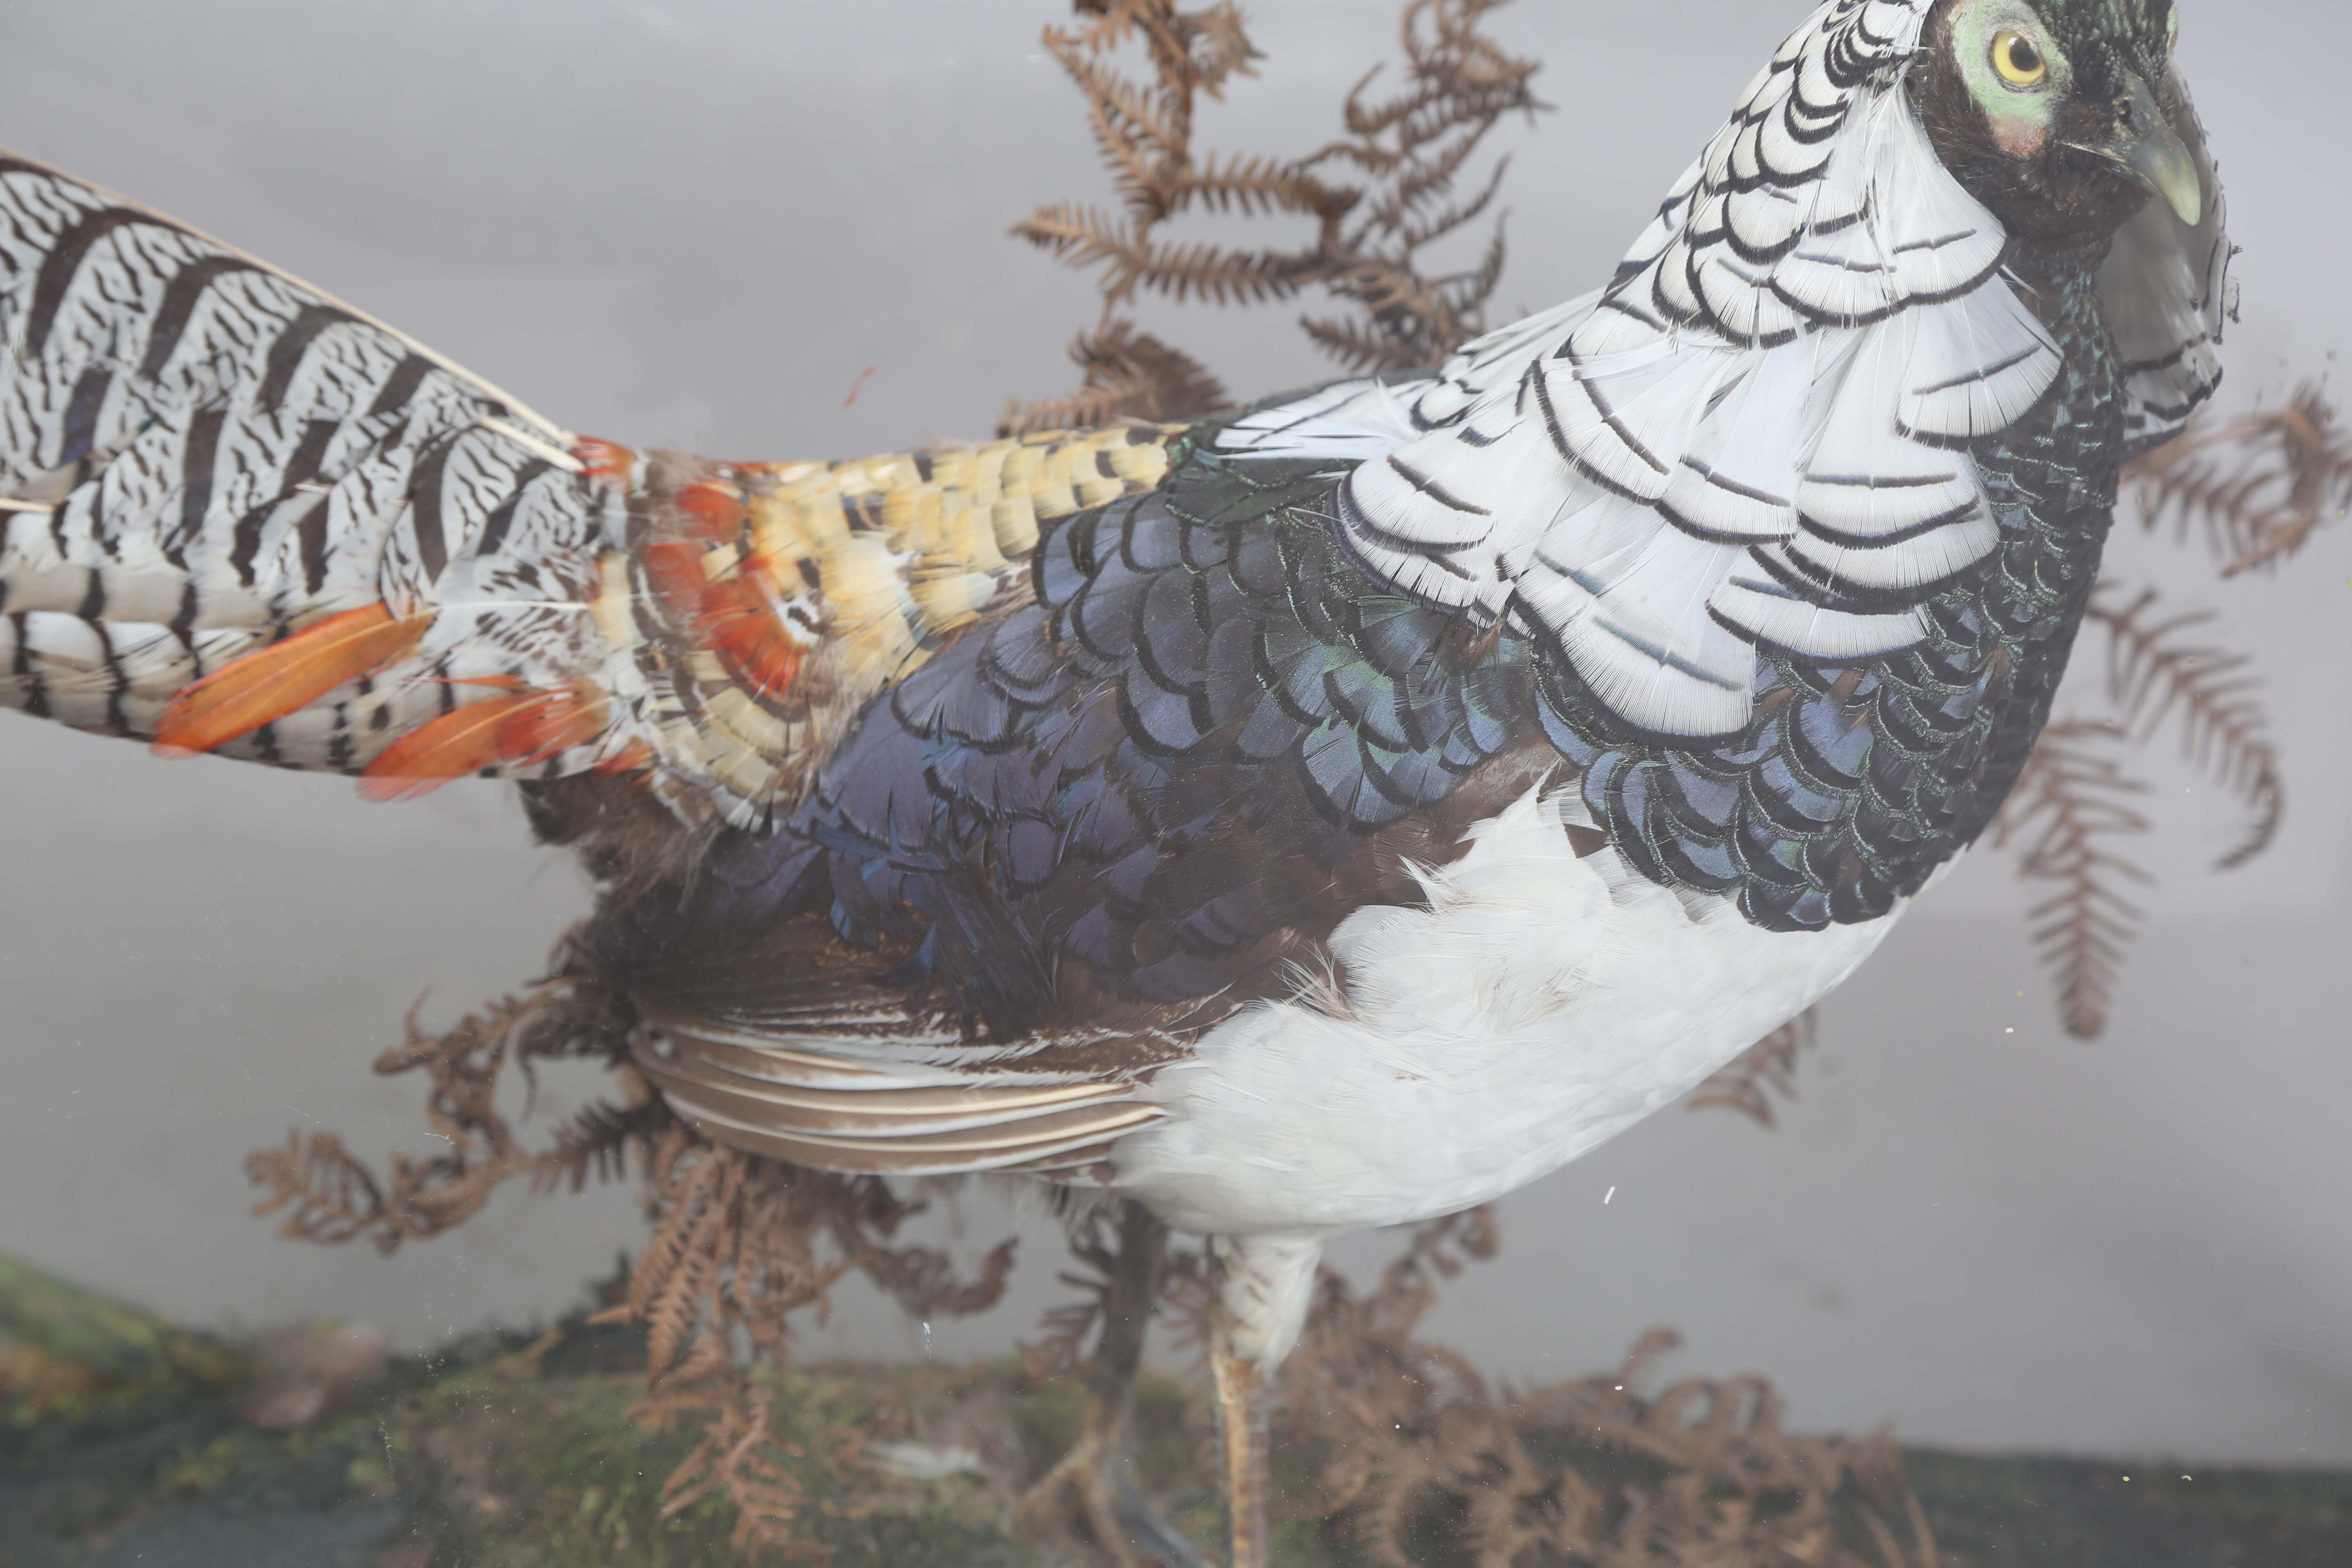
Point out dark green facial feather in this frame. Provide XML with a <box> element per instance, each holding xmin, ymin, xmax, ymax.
<box><xmin>2038</xmin><ymin>0</ymin><xmax>2173</xmax><ymax>53</ymax></box>
<box><xmin>1915</xmin><ymin>0</ymin><xmax>2199</xmax><ymax>252</ymax></box>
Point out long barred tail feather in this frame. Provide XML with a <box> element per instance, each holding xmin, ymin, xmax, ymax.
<box><xmin>0</xmin><ymin>149</ymin><xmax>1180</xmax><ymax>830</ymax></box>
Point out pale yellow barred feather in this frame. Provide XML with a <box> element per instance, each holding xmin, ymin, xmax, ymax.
<box><xmin>588</xmin><ymin>423</ymin><xmax>1179</xmax><ymax>826</ymax></box>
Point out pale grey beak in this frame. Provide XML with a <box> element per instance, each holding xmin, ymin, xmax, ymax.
<box><xmin>2068</xmin><ymin>70</ymin><xmax>2205</xmax><ymax>227</ymax></box>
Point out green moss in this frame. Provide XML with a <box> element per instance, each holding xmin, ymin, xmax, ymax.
<box><xmin>409</xmin><ymin>1373</ymin><xmax>727</xmax><ymax>1567</ymax></box>
<box><xmin>0</xmin><ymin>1256</ymin><xmax>244</xmax><ymax>1394</ymax></box>
<box><xmin>396</xmin><ymin>1360</ymin><xmax>1062</xmax><ymax>1568</ymax></box>
<box><xmin>7</xmin><ymin>1252</ymin><xmax>2352</xmax><ymax>1568</ymax></box>
<box><xmin>1900</xmin><ymin>1449</ymin><xmax>2352</xmax><ymax>1568</ymax></box>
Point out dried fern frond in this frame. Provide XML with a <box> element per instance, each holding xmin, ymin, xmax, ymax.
<box><xmin>1298</xmin><ymin>0</ymin><xmax>1542</xmax><ymax>370</ymax></box>
<box><xmin>2124</xmin><ymin>384</ymin><xmax>2352</xmax><ymax>575</ymax></box>
<box><xmin>998</xmin><ymin>319</ymin><xmax>1227</xmax><ymax>436</ymax></box>
<box><xmin>857</xmin><ymin>1223</ymin><xmax>1020</xmax><ymax>1322</ymax></box>
<box><xmin>2086</xmin><ymin>581</ymin><xmax>2284</xmax><ymax>867</ymax></box>
<box><xmin>535</xmin><ymin>1095</ymin><xmax>668</xmax><ymax>1195</ymax></box>
<box><xmin>1009</xmin><ymin>0</ymin><xmax>1541</xmax><ymax>428</ymax></box>
<box><xmin>596</xmin><ymin>1129</ymin><xmax>1013</xmax><ymax>1389</ymax></box>
<box><xmin>1068</xmin><ymin>0</ymin><xmax>1261</xmax><ymax>111</ymax></box>
<box><xmin>244</xmin><ymin>972</ymin><xmax>642</xmax><ymax>1254</ymax></box>
<box><xmin>641</xmin><ymin>1376</ymin><xmax>829</xmax><ymax>1563</ymax></box>
<box><xmin>1017</xmin><ymin>1205</ymin><xmax>1127</xmax><ymax>1381</ymax></box>
<box><xmin>1016</xmin><ymin>1</ymin><xmax>1342</xmax><ymax>306</ymax></box>
<box><xmin>244</xmin><ymin>1132</ymin><xmax>394</xmax><ymax>1250</ymax></box>
<box><xmin>589</xmin><ymin>1129</ymin><xmax>1015</xmax><ymax>1558</ymax></box>
<box><xmin>1009</xmin><ymin>200</ymin><xmax>1140</xmax><ymax>281</ymax></box>
<box><xmin>1323</xmin><ymin>0</ymin><xmax>1539</xmax><ymax>159</ymax></box>
<box><xmin>1991</xmin><ymin>720</ymin><xmax>2156</xmax><ymax>1039</ymax></box>
<box><xmin>1690</xmin><ymin>1009</ymin><xmax>1820</xmax><ymax>1129</ymax></box>
<box><xmin>1978</xmin><ymin>579</ymin><xmax>2286</xmax><ymax>1040</ymax></box>
<box><xmin>1277</xmin><ymin>1212</ymin><xmax>1940</xmax><ymax>1566</ymax></box>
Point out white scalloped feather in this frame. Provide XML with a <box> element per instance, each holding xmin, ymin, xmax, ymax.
<box><xmin>1222</xmin><ymin>0</ymin><xmax>2229</xmax><ymax>741</ymax></box>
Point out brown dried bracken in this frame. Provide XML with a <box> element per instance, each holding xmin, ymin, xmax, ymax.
<box><xmin>2123</xmin><ymin>385</ymin><xmax>2352</xmax><ymax>575</ymax></box>
<box><xmin>1271</xmin><ymin>1210</ymin><xmax>1941</xmax><ymax>1567</ymax></box>
<box><xmin>247</xmin><ymin>964</ymin><xmax>1014</xmax><ymax>1562</ymax></box>
<box><xmin>1294</xmin><ymin>0</ymin><xmax>1544</xmax><ymax>373</ymax></box>
<box><xmin>1000</xmin><ymin>318</ymin><xmax>1231</xmax><ymax>437</ymax></box>
<box><xmin>639</xmin><ymin>1376</ymin><xmax>831</xmax><ymax>1563</ymax></box>
<box><xmin>1020</xmin><ymin>1206</ymin><xmax>1129</xmax><ymax>1385</ymax></box>
<box><xmin>603</xmin><ymin>1137</ymin><xmax>1013</xmax><ymax>1559</ymax></box>
<box><xmin>2085</xmin><ymin>582</ymin><xmax>2283</xmax><ymax>869</ymax></box>
<box><xmin>1991</xmin><ymin>721</ymin><xmax>2155</xmax><ymax>1040</ymax></box>
<box><xmin>1002</xmin><ymin>0</ymin><xmax>1538</xmax><ymax>435</ymax></box>
<box><xmin>1690</xmin><ymin>1010</ymin><xmax>1820</xmax><ymax>1131</ymax></box>
<box><xmin>595</xmin><ymin>1127</ymin><xmax>1016</xmax><ymax>1392</ymax></box>
<box><xmin>244</xmin><ymin>971</ymin><xmax>649</xmax><ymax>1254</ymax></box>
<box><xmin>585</xmin><ymin>1134</ymin><xmax>1011</xmax><ymax>1560</ymax></box>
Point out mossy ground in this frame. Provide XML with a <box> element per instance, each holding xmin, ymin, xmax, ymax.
<box><xmin>4</xmin><ymin>1324</ymin><xmax>2350</xmax><ymax>1567</ymax></box>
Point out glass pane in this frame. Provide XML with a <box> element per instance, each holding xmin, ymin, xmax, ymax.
<box><xmin>4</xmin><ymin>3</ymin><xmax>2347</xmax><ymax>1565</ymax></box>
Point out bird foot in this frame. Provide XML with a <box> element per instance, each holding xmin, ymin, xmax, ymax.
<box><xmin>1014</xmin><ymin>1425</ymin><xmax>1209</xmax><ymax>1568</ymax></box>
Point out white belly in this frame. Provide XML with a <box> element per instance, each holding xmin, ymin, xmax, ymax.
<box><xmin>1112</xmin><ymin>784</ymin><xmax>1902</xmax><ymax>1237</ymax></box>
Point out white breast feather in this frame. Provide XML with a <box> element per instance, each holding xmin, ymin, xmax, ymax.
<box><xmin>1115</xmin><ymin>783</ymin><xmax>1901</xmax><ymax>1237</ymax></box>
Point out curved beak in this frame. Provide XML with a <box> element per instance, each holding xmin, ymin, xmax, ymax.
<box><xmin>2066</xmin><ymin>70</ymin><xmax>2204</xmax><ymax>226</ymax></box>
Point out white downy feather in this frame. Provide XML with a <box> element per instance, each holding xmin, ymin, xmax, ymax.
<box><xmin>1116</xmin><ymin>782</ymin><xmax>1900</xmax><ymax>1237</ymax></box>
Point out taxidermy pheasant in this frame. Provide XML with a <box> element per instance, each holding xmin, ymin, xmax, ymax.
<box><xmin>0</xmin><ymin>0</ymin><xmax>2227</xmax><ymax>1562</ymax></box>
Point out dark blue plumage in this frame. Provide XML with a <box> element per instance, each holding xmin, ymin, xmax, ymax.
<box><xmin>599</xmin><ymin>266</ymin><xmax>2124</xmax><ymax>1026</ymax></box>
<box><xmin>595</xmin><ymin>430</ymin><xmax>1540</xmax><ymax>1035</ymax></box>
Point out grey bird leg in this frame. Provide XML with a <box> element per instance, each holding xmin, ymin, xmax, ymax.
<box><xmin>1017</xmin><ymin>1200</ymin><xmax>1207</xmax><ymax>1568</ymax></box>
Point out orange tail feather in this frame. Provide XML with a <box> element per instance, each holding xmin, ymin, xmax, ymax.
<box><xmin>358</xmin><ymin>682</ymin><xmax>608</xmax><ymax>803</ymax></box>
<box><xmin>153</xmin><ymin>605</ymin><xmax>433</xmax><ymax>759</ymax></box>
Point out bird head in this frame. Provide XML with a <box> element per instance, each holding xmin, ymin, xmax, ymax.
<box><xmin>1912</xmin><ymin>0</ymin><xmax>2208</xmax><ymax>253</ymax></box>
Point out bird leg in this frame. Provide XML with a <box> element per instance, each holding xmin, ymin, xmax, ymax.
<box><xmin>1016</xmin><ymin>1200</ymin><xmax>1206</xmax><ymax>1568</ymax></box>
<box><xmin>1208</xmin><ymin>1332</ymin><xmax>1272</xmax><ymax>1568</ymax></box>
<box><xmin>1207</xmin><ymin>1235</ymin><xmax>1323</xmax><ymax>1568</ymax></box>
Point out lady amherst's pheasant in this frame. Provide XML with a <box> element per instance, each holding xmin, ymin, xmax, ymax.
<box><xmin>0</xmin><ymin>0</ymin><xmax>2226</xmax><ymax>1561</ymax></box>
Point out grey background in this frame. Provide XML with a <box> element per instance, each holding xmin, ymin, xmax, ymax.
<box><xmin>1</xmin><ymin>0</ymin><xmax>2346</xmax><ymax>1463</ymax></box>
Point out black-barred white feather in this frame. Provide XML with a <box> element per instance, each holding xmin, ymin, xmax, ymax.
<box><xmin>1223</xmin><ymin>0</ymin><xmax>2226</xmax><ymax>744</ymax></box>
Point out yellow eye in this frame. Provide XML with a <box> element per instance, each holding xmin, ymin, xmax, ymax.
<box><xmin>1992</xmin><ymin>29</ymin><xmax>2051</xmax><ymax>86</ymax></box>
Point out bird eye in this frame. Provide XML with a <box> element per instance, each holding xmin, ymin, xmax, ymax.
<box><xmin>1991</xmin><ymin>29</ymin><xmax>2050</xmax><ymax>87</ymax></box>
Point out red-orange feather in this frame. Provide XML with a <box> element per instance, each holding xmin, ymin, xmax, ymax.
<box><xmin>575</xmin><ymin>437</ymin><xmax>637</xmax><ymax>486</ymax></box>
<box><xmin>358</xmin><ymin>682</ymin><xmax>608</xmax><ymax>803</ymax></box>
<box><xmin>639</xmin><ymin>539</ymin><xmax>712</xmax><ymax>623</ymax></box>
<box><xmin>152</xmin><ymin>605</ymin><xmax>432</xmax><ymax>759</ymax></box>
<box><xmin>637</xmin><ymin>541</ymin><xmax>808</xmax><ymax>703</ymax></box>
<box><xmin>675</xmin><ymin>480</ymin><xmax>746</xmax><ymax>539</ymax></box>
<box><xmin>698</xmin><ymin>575</ymin><xmax>807</xmax><ymax>701</ymax></box>
<box><xmin>596</xmin><ymin>737</ymin><xmax>656</xmax><ymax>778</ymax></box>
